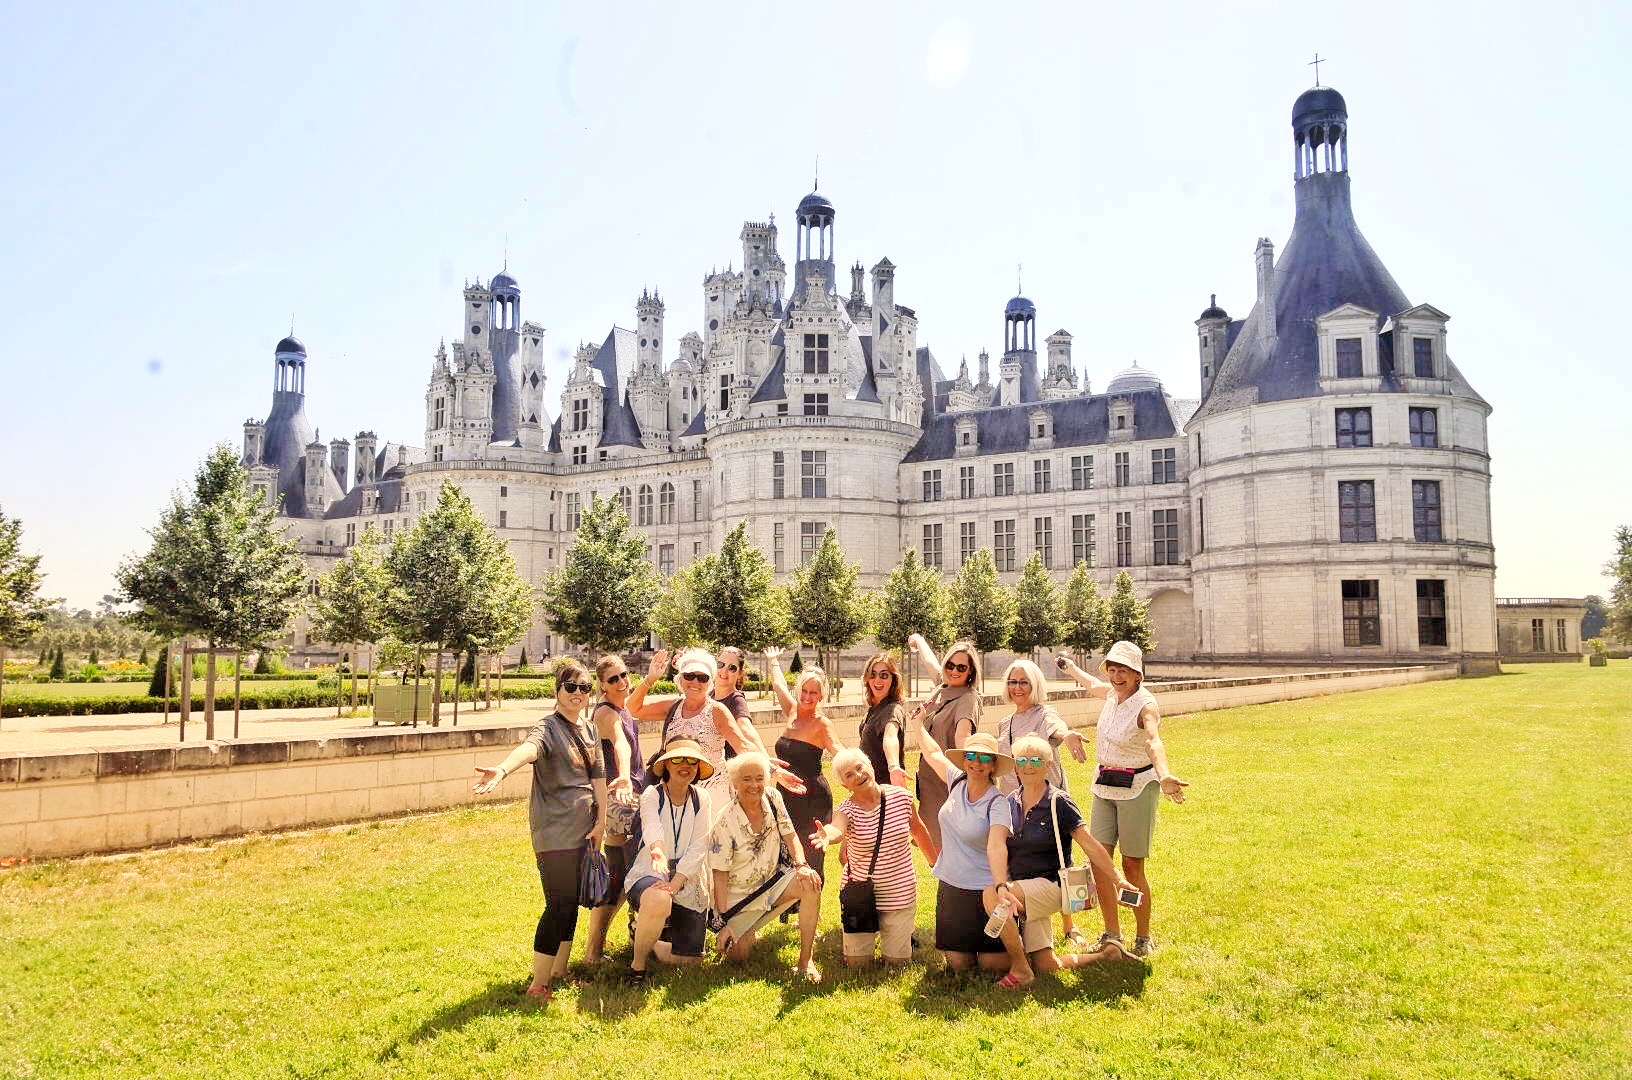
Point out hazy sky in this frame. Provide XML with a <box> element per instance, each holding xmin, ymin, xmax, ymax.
<box><xmin>1</xmin><ymin>0</ymin><xmax>1626</xmax><ymax>610</ymax></box>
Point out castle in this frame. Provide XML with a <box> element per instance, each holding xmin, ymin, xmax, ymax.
<box><xmin>239</xmin><ymin>85</ymin><xmax>1498</xmax><ymax>672</ymax></box>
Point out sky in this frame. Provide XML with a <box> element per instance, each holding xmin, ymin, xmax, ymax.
<box><xmin>1</xmin><ymin>0</ymin><xmax>1627</xmax><ymax>611</ymax></box>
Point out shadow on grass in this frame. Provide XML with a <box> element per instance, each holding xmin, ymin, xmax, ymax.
<box><xmin>902</xmin><ymin>955</ymin><xmax>1149</xmax><ymax>1016</ymax></box>
<box><xmin>375</xmin><ymin>979</ymin><xmax>528</xmax><ymax>1062</ymax></box>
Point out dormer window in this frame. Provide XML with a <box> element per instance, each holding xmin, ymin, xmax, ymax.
<box><xmin>1028</xmin><ymin>408</ymin><xmax>1053</xmax><ymax>447</ymax></box>
<box><xmin>955</xmin><ymin>415</ymin><xmax>979</xmax><ymax>454</ymax></box>
<box><xmin>1317</xmin><ymin>305</ymin><xmax>1382</xmax><ymax>382</ymax></box>
<box><xmin>571</xmin><ymin>398</ymin><xmax>590</xmax><ymax>433</ymax></box>
<box><xmin>1413</xmin><ymin>338</ymin><xmax>1434</xmax><ymax>377</ymax></box>
<box><xmin>1336</xmin><ymin>338</ymin><xmax>1363</xmax><ymax>378</ymax></box>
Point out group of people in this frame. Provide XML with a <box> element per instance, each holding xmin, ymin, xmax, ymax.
<box><xmin>472</xmin><ymin>633</ymin><xmax>1187</xmax><ymax>1000</ymax></box>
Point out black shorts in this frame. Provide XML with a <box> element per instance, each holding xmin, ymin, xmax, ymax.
<box><xmin>935</xmin><ymin>880</ymin><xmax>1006</xmax><ymax>955</ymax></box>
<box><xmin>626</xmin><ymin>876</ymin><xmax>707</xmax><ymax>958</ymax></box>
<box><xmin>603</xmin><ymin>839</ymin><xmax>631</xmax><ymax>904</ymax></box>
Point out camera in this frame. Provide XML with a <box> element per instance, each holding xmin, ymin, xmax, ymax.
<box><xmin>1116</xmin><ymin>886</ymin><xmax>1143</xmax><ymax>907</ymax></box>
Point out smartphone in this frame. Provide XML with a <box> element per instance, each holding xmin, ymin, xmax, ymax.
<box><xmin>1117</xmin><ymin>886</ymin><xmax>1143</xmax><ymax>907</ymax></box>
<box><xmin>1055</xmin><ymin>656</ymin><xmax>1068</xmax><ymax>670</ymax></box>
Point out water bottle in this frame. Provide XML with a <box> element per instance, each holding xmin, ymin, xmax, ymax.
<box><xmin>983</xmin><ymin>893</ymin><xmax>1016</xmax><ymax>938</ymax></box>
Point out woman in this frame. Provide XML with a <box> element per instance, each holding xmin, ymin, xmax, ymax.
<box><xmin>624</xmin><ymin>738</ymin><xmax>716</xmax><ymax>986</ymax></box>
<box><xmin>910</xmin><ymin>714</ymin><xmax>1033</xmax><ymax>989</ymax></box>
<box><xmin>905</xmin><ymin>633</ymin><xmax>984</xmax><ymax>850</ymax></box>
<box><xmin>584</xmin><ymin>654</ymin><xmax>647</xmax><ymax>964</ymax></box>
<box><xmin>472</xmin><ymin>661</ymin><xmax>608</xmax><ymax>1002</ymax></box>
<box><xmin>763</xmin><ymin>648</ymin><xmax>843</xmax><ymax>893</ymax></box>
<box><xmin>1001</xmin><ymin>734</ymin><xmax>1137</xmax><ymax>972</ymax></box>
<box><xmin>808</xmin><ymin>748</ymin><xmax>933</xmax><ymax>966</ymax></box>
<box><xmin>1059</xmin><ymin>641</ymin><xmax>1189</xmax><ymax>960</ymax></box>
<box><xmin>713</xmin><ymin>646</ymin><xmax>775</xmax><ymax>761</ymax></box>
<box><xmin>708</xmin><ymin>752</ymin><xmax>823</xmax><ymax>982</ymax></box>
<box><xmin>624</xmin><ymin>648</ymin><xmax>752</xmax><ymax>792</ymax></box>
<box><xmin>857</xmin><ymin>652</ymin><xmax>909</xmax><ymax>790</ymax></box>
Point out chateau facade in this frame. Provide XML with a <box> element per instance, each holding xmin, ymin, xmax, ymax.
<box><xmin>240</xmin><ymin>85</ymin><xmax>1498</xmax><ymax>672</ymax></box>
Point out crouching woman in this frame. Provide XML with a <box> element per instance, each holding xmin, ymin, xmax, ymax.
<box><xmin>623</xmin><ymin>739</ymin><xmax>716</xmax><ymax>986</ymax></box>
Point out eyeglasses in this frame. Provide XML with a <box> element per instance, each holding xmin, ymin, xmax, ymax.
<box><xmin>602</xmin><ymin>671</ymin><xmax>629</xmax><ymax>684</ymax></box>
<box><xmin>718</xmin><ymin>662</ymin><xmax>740</xmax><ymax>673</ymax></box>
<box><xmin>679</xmin><ymin>671</ymin><xmax>711</xmax><ymax>683</ymax></box>
<box><xmin>559</xmin><ymin>681</ymin><xmax>593</xmax><ymax>695</ymax></box>
<box><xmin>944</xmin><ymin>661</ymin><xmax>970</xmax><ymax>674</ymax></box>
<box><xmin>867</xmin><ymin>670</ymin><xmax>891</xmax><ymax>680</ymax></box>
<box><xmin>1015</xmin><ymin>755</ymin><xmax>1046</xmax><ymax>767</ymax></box>
<box><xmin>963</xmin><ymin>751</ymin><xmax>995</xmax><ymax>764</ymax></box>
<box><xmin>1006</xmin><ymin>679</ymin><xmax>1030</xmax><ymax>687</ymax></box>
<box><xmin>666</xmin><ymin>757</ymin><xmax>699</xmax><ymax>768</ymax></box>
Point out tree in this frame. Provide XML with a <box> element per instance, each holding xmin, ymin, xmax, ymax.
<box><xmin>1605</xmin><ymin>526</ymin><xmax>1632</xmax><ymax>643</ymax></box>
<box><xmin>117</xmin><ymin>446</ymin><xmax>307</xmax><ymax>738</ymax></box>
<box><xmin>650</xmin><ymin>561</ymin><xmax>702</xmax><ymax>650</ymax></box>
<box><xmin>382</xmin><ymin>480</ymin><xmax>533</xmax><ymax>724</ymax></box>
<box><xmin>0</xmin><ymin>505</ymin><xmax>53</xmax><ymax>723</ymax></box>
<box><xmin>787</xmin><ymin>527</ymin><xmax>868</xmax><ymax>687</ymax></box>
<box><xmin>1009</xmin><ymin>552</ymin><xmax>1065</xmax><ymax>659</ymax></box>
<box><xmin>1061</xmin><ymin>561</ymin><xmax>1106</xmax><ymax>662</ymax></box>
<box><xmin>539</xmin><ymin>493</ymin><xmax>660</xmax><ymax>656</ymax></box>
<box><xmin>873</xmin><ymin>548</ymin><xmax>951</xmax><ymax>695</ymax></box>
<box><xmin>311</xmin><ymin>524</ymin><xmax>389</xmax><ymax>716</ymax></box>
<box><xmin>1582</xmin><ymin>595</ymin><xmax>1607</xmax><ymax>642</ymax></box>
<box><xmin>147</xmin><ymin>647</ymin><xmax>174</xmax><ymax>697</ymax></box>
<box><xmin>693</xmin><ymin>522</ymin><xmax>787</xmax><ymax>652</ymax></box>
<box><xmin>49</xmin><ymin>647</ymin><xmax>66</xmax><ymax>680</ymax></box>
<box><xmin>1102</xmin><ymin>570</ymin><xmax>1155</xmax><ymax>652</ymax></box>
<box><xmin>947</xmin><ymin>548</ymin><xmax>1015</xmax><ymax>673</ymax></box>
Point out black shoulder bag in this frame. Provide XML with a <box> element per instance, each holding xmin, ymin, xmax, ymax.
<box><xmin>839</xmin><ymin>794</ymin><xmax>888</xmax><ymax>934</ymax></box>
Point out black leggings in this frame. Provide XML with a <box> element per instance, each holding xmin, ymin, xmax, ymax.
<box><xmin>534</xmin><ymin>847</ymin><xmax>584</xmax><ymax>956</ymax></box>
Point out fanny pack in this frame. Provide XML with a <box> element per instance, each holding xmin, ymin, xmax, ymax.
<box><xmin>1095</xmin><ymin>764</ymin><xmax>1153</xmax><ymax>788</ymax></box>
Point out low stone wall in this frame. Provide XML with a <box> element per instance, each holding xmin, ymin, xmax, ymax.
<box><xmin>0</xmin><ymin>663</ymin><xmax>1456</xmax><ymax>861</ymax></box>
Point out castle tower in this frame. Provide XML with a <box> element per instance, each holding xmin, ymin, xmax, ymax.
<box><xmin>483</xmin><ymin>272</ymin><xmax>523</xmax><ymax>445</ymax></box>
<box><xmin>999</xmin><ymin>295</ymin><xmax>1039</xmax><ymax>406</ymax></box>
<box><xmin>425</xmin><ymin>340</ymin><xmax>454</xmax><ymax>459</ymax></box>
<box><xmin>328</xmin><ymin>436</ymin><xmax>350</xmax><ymax>492</ymax></box>
<box><xmin>303</xmin><ymin>440</ymin><xmax>329</xmax><ymax>516</ymax></box>
<box><xmin>1196</xmin><ymin>295</ymin><xmax>1230</xmax><ymax>399</ymax></box>
<box><xmin>518</xmin><ymin>320</ymin><xmax>547</xmax><ymax>450</ymax></box>
<box><xmin>740</xmin><ymin>220</ymin><xmax>785</xmax><ymax>307</ymax></box>
<box><xmin>630</xmin><ymin>290</ymin><xmax>671</xmax><ymax>448</ymax></box>
<box><xmin>242</xmin><ymin>419</ymin><xmax>265</xmax><ymax>465</ymax></box>
<box><xmin>870</xmin><ymin>258</ymin><xmax>896</xmax><ymax>375</ymax></box>
<box><xmin>792</xmin><ymin>187</ymin><xmax>836</xmax><ymax>300</ymax></box>
<box><xmin>353</xmin><ymin>431</ymin><xmax>377</xmax><ymax>486</ymax></box>
<box><xmin>259</xmin><ymin>335</ymin><xmax>341</xmax><ymax>517</ymax></box>
<box><xmin>1041</xmin><ymin>329</ymin><xmax>1079</xmax><ymax>400</ymax></box>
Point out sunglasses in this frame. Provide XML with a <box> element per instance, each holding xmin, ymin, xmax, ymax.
<box><xmin>1006</xmin><ymin>679</ymin><xmax>1030</xmax><ymax>687</ymax></box>
<box><xmin>679</xmin><ymin>671</ymin><xmax>711</xmax><ymax>683</ymax></box>
<box><xmin>867</xmin><ymin>670</ymin><xmax>892</xmax><ymax>679</ymax></box>
<box><xmin>602</xmin><ymin>671</ymin><xmax>629</xmax><ymax>684</ymax></box>
<box><xmin>559</xmin><ymin>681</ymin><xmax>593</xmax><ymax>695</ymax></box>
<box><xmin>1015</xmin><ymin>755</ymin><xmax>1046</xmax><ymax>767</ymax></box>
<box><xmin>944</xmin><ymin>660</ymin><xmax>970</xmax><ymax>674</ymax></box>
<box><xmin>666</xmin><ymin>757</ymin><xmax>699</xmax><ymax>768</ymax></box>
<box><xmin>718</xmin><ymin>662</ymin><xmax>740</xmax><ymax>673</ymax></box>
<box><xmin>962</xmin><ymin>751</ymin><xmax>995</xmax><ymax>764</ymax></box>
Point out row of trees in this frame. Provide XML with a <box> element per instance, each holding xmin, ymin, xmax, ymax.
<box><xmin>539</xmin><ymin>495</ymin><xmax>1155</xmax><ymax>682</ymax></box>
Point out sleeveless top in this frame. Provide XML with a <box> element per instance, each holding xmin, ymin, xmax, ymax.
<box><xmin>775</xmin><ymin>732</ymin><xmax>833</xmax><ymax>823</ymax></box>
<box><xmin>858</xmin><ymin>700</ymin><xmax>906</xmax><ymax>786</ymax></box>
<box><xmin>596</xmin><ymin>701</ymin><xmax>647</xmax><ymax>793</ymax></box>
<box><xmin>1092</xmin><ymin>685</ymin><xmax>1159</xmax><ymax>801</ymax></box>
<box><xmin>663</xmin><ymin>698</ymin><xmax>728</xmax><ymax>791</ymax></box>
<box><xmin>915</xmin><ymin>684</ymin><xmax>981</xmax><ymax>805</ymax></box>
<box><xmin>715</xmin><ymin>687</ymin><xmax>750</xmax><ymax>760</ymax></box>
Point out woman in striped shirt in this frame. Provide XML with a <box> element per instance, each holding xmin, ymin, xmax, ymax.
<box><xmin>808</xmin><ymin>748</ymin><xmax>935</xmax><ymax>966</ymax></box>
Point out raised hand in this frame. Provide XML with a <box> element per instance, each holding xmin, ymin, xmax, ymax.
<box><xmin>647</xmin><ymin>650</ymin><xmax>670</xmax><ymax>680</ymax></box>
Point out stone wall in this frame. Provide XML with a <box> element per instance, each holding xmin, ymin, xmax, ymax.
<box><xmin>0</xmin><ymin>664</ymin><xmax>1455</xmax><ymax>861</ymax></box>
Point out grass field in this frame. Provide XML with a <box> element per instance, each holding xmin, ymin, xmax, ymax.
<box><xmin>2</xmin><ymin>663</ymin><xmax>1628</xmax><ymax>1079</ymax></box>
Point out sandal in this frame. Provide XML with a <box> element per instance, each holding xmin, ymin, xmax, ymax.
<box><xmin>522</xmin><ymin>984</ymin><xmax>553</xmax><ymax>1003</ymax></box>
<box><xmin>996</xmin><ymin>972</ymin><xmax>1030</xmax><ymax>991</ymax></box>
<box><xmin>623</xmin><ymin>967</ymin><xmax>649</xmax><ymax>989</ymax></box>
<box><xmin>1065</xmin><ymin>928</ymin><xmax>1090</xmax><ymax>951</ymax></box>
<box><xmin>795</xmin><ymin>962</ymin><xmax>822</xmax><ymax>985</ymax></box>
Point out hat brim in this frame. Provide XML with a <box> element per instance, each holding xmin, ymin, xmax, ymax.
<box><xmin>951</xmin><ymin>747</ymin><xmax>1014</xmax><ymax>777</ymax></box>
<box><xmin>652</xmin><ymin>753</ymin><xmax>714</xmax><ymax>781</ymax></box>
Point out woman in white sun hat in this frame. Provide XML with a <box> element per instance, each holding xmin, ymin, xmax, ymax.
<box><xmin>1057</xmin><ymin>640</ymin><xmax>1188</xmax><ymax>961</ymax></box>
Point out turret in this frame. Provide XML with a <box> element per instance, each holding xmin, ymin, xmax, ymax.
<box><xmin>1196</xmin><ymin>295</ymin><xmax>1230</xmax><ymax>398</ymax></box>
<box><xmin>1255</xmin><ymin>239</ymin><xmax>1277</xmax><ymax>341</ymax></box>
<box><xmin>328</xmin><ymin>436</ymin><xmax>350</xmax><ymax>492</ymax></box>
<box><xmin>304</xmin><ymin>440</ymin><xmax>329</xmax><ymax>516</ymax></box>
<box><xmin>870</xmin><ymin>258</ymin><xmax>896</xmax><ymax>375</ymax></box>
<box><xmin>631</xmin><ymin>290</ymin><xmax>671</xmax><ymax>449</ymax></box>
<box><xmin>792</xmin><ymin>186</ymin><xmax>836</xmax><ymax>301</ymax></box>
<box><xmin>1000</xmin><ymin>295</ymin><xmax>1038</xmax><ymax>406</ymax></box>
<box><xmin>354</xmin><ymin>431</ymin><xmax>377</xmax><ymax>486</ymax></box>
<box><xmin>740</xmin><ymin>219</ymin><xmax>785</xmax><ymax>306</ymax></box>
<box><xmin>242</xmin><ymin>419</ymin><xmax>265</xmax><ymax>465</ymax></box>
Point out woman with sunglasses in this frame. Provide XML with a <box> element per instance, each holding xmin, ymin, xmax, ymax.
<box><xmin>1002</xmin><ymin>734</ymin><xmax>1138</xmax><ymax>970</ymax></box>
<box><xmin>472</xmin><ymin>660</ymin><xmax>608</xmax><ymax>1003</ymax></box>
<box><xmin>624</xmin><ymin>739</ymin><xmax>716</xmax><ymax>986</ymax></box>
<box><xmin>858</xmin><ymin>652</ymin><xmax>909</xmax><ymax>790</ymax></box>
<box><xmin>583</xmin><ymin>654</ymin><xmax>648</xmax><ymax>965</ymax></box>
<box><xmin>712</xmin><ymin>646</ymin><xmax>775</xmax><ymax>762</ymax></box>
<box><xmin>905</xmin><ymin>633</ymin><xmax>984</xmax><ymax>851</ymax></box>
<box><xmin>624</xmin><ymin>648</ymin><xmax>751</xmax><ymax>792</ymax></box>
<box><xmin>1058</xmin><ymin>641</ymin><xmax>1189</xmax><ymax>960</ymax></box>
<box><xmin>762</xmin><ymin>647</ymin><xmax>844</xmax><ymax>896</ymax></box>
<box><xmin>910</xmin><ymin>713</ymin><xmax>1033</xmax><ymax>989</ymax></box>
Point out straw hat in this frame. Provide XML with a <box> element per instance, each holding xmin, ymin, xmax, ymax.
<box><xmin>951</xmin><ymin>732</ymin><xmax>1014</xmax><ymax>777</ymax></box>
<box><xmin>650</xmin><ymin>738</ymin><xmax>715</xmax><ymax>781</ymax></box>
<box><xmin>1102</xmin><ymin>640</ymin><xmax>1144</xmax><ymax>675</ymax></box>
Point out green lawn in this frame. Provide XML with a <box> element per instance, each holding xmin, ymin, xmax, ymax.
<box><xmin>2</xmin><ymin>663</ymin><xmax>1628</xmax><ymax>1079</ymax></box>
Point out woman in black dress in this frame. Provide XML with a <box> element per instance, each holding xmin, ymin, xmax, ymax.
<box><xmin>762</xmin><ymin>647</ymin><xmax>844</xmax><ymax>892</ymax></box>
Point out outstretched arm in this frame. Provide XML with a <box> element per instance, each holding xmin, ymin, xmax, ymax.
<box><xmin>763</xmin><ymin>647</ymin><xmax>796</xmax><ymax>715</ymax></box>
<box><xmin>1139</xmin><ymin>705</ymin><xmax>1188</xmax><ymax>803</ymax></box>
<box><xmin>627</xmin><ymin>649</ymin><xmax>675</xmax><ymax>721</ymax></box>
<box><xmin>905</xmin><ymin>633</ymin><xmax>941</xmax><ymax>675</ymax></box>
<box><xmin>472</xmin><ymin>739</ymin><xmax>540</xmax><ymax>794</ymax></box>
<box><xmin>1057</xmin><ymin>656</ymin><xmax>1111</xmax><ymax>699</ymax></box>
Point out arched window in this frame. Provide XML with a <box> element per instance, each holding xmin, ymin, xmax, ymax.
<box><xmin>618</xmin><ymin>487</ymin><xmax>633</xmax><ymax>519</ymax></box>
<box><xmin>659</xmin><ymin>482</ymin><xmax>675</xmax><ymax>524</ymax></box>
<box><xmin>637</xmin><ymin>484</ymin><xmax>654</xmax><ymax>526</ymax></box>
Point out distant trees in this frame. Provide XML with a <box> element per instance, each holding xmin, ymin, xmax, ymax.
<box><xmin>650</xmin><ymin>562</ymin><xmax>702</xmax><ymax>651</ymax></box>
<box><xmin>312</xmin><ymin>524</ymin><xmax>389</xmax><ymax>715</ymax></box>
<box><xmin>873</xmin><ymin>548</ymin><xmax>950</xmax><ymax>695</ymax></box>
<box><xmin>693</xmin><ymin>522</ymin><xmax>788</xmax><ymax>652</ymax></box>
<box><xmin>0</xmin><ymin>505</ymin><xmax>52</xmax><ymax>722</ymax></box>
<box><xmin>787</xmin><ymin>527</ymin><xmax>869</xmax><ymax>687</ymax></box>
<box><xmin>1102</xmin><ymin>570</ymin><xmax>1156</xmax><ymax>652</ymax></box>
<box><xmin>539</xmin><ymin>493</ymin><xmax>661</xmax><ymax>656</ymax></box>
<box><xmin>947</xmin><ymin>549</ymin><xmax>1013</xmax><ymax>683</ymax></box>
<box><xmin>1581</xmin><ymin>595</ymin><xmax>1607</xmax><ymax>642</ymax></box>
<box><xmin>1605</xmin><ymin>526</ymin><xmax>1632</xmax><ymax>643</ymax></box>
<box><xmin>116</xmin><ymin>446</ymin><xmax>306</xmax><ymax>738</ymax></box>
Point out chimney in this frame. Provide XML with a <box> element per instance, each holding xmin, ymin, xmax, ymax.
<box><xmin>1255</xmin><ymin>238</ymin><xmax>1277</xmax><ymax>340</ymax></box>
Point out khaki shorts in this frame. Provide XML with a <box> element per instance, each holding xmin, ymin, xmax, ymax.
<box><xmin>1013</xmin><ymin>878</ymin><xmax>1062</xmax><ymax>954</ymax></box>
<box><xmin>843</xmin><ymin>905</ymin><xmax>916</xmax><ymax>962</ymax></box>
<box><xmin>722</xmin><ymin>869</ymin><xmax>797</xmax><ymax>940</ymax></box>
<box><xmin>1090</xmin><ymin>782</ymin><xmax>1159</xmax><ymax>859</ymax></box>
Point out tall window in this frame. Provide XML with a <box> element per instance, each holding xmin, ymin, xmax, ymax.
<box><xmin>566</xmin><ymin>493</ymin><xmax>582</xmax><ymax>531</ymax></box>
<box><xmin>993</xmin><ymin>519</ymin><xmax>1016</xmax><ymax>572</ymax></box>
<box><xmin>1342</xmin><ymin>579</ymin><xmax>1381</xmax><ymax>646</ymax></box>
<box><xmin>570</xmin><ymin>397</ymin><xmax>589</xmax><ymax>432</ymax></box>
<box><xmin>1152</xmin><ymin>509</ymin><xmax>1179</xmax><ymax>565</ymax></box>
<box><xmin>571</xmin><ymin>445</ymin><xmax>587</xmax><ymax>465</ymax></box>
<box><xmin>382</xmin><ymin>518</ymin><xmax>394</xmax><ymax>538</ymax></box>
<box><xmin>1071</xmin><ymin>513</ymin><xmax>1096</xmax><ymax>567</ymax></box>
<box><xmin>1412</xmin><ymin>481</ymin><xmax>1442</xmax><ymax>542</ymax></box>
<box><xmin>993</xmin><ymin>462</ymin><xmax>1015</xmax><ymax>497</ymax></box>
<box><xmin>1033</xmin><ymin>459</ymin><xmax>1052</xmax><ymax>494</ymax></box>
<box><xmin>1413</xmin><ymin>337</ymin><xmax>1434</xmax><ymax>377</ymax></box>
<box><xmin>800</xmin><ymin>521</ymin><xmax>827</xmax><ymax>566</ymax></box>
<box><xmin>1114</xmin><ymin>452</ymin><xmax>1130</xmax><ymax>487</ymax></box>
<box><xmin>801</xmin><ymin>450</ymin><xmax>827</xmax><ymax>497</ymax></box>
<box><xmin>1336</xmin><ymin>408</ymin><xmax>1373</xmax><ymax>448</ymax></box>
<box><xmin>659</xmin><ymin>482</ymin><xmax>675</xmax><ymax>524</ymax></box>
<box><xmin>1070</xmin><ymin>454</ymin><xmax>1094</xmax><ymax>490</ymax></box>
<box><xmin>1417</xmin><ymin>580</ymin><xmax>1447</xmax><ymax>646</ymax></box>
<box><xmin>692</xmin><ymin>479</ymin><xmax>702</xmax><ymax>521</ymax></box>
<box><xmin>719</xmin><ymin>375</ymin><xmax>731</xmax><ymax>413</ymax></box>
<box><xmin>637</xmin><ymin>485</ymin><xmax>654</xmax><ymax>525</ymax></box>
<box><xmin>959</xmin><ymin>466</ymin><xmax>976</xmax><ymax>499</ymax></box>
<box><xmin>1531</xmin><ymin>619</ymin><xmax>1546</xmax><ymax>651</ymax></box>
<box><xmin>659</xmin><ymin>544</ymin><xmax>674</xmax><ymax>578</ymax></box>
<box><xmin>433</xmin><ymin>397</ymin><xmax>446</xmax><ymax>429</ymax></box>
<box><xmin>1556</xmin><ymin>619</ymin><xmax>1568</xmax><ymax>652</ymax></box>
<box><xmin>1409</xmin><ymin>407</ymin><xmax>1439</xmax><ymax>448</ymax></box>
<box><xmin>1339</xmin><ymin>481</ymin><xmax>1377</xmax><ymax>542</ymax></box>
<box><xmin>959</xmin><ymin>522</ymin><xmax>977</xmax><ymax>565</ymax></box>
<box><xmin>432</xmin><ymin>444</ymin><xmax>444</xmax><ymax>462</ymax></box>
<box><xmin>1150</xmin><ymin>448</ymin><xmax>1176</xmax><ymax>484</ymax></box>
<box><xmin>802</xmin><ymin>332</ymin><xmax>830</xmax><ymax>374</ymax></box>
<box><xmin>922</xmin><ymin>469</ymin><xmax>943</xmax><ymax>502</ymax></box>
<box><xmin>923</xmin><ymin>523</ymin><xmax>944</xmax><ymax>569</ymax></box>
<box><xmin>1115</xmin><ymin>512</ymin><xmax>1133</xmax><ymax>567</ymax></box>
<box><xmin>1033</xmin><ymin>517</ymin><xmax>1053</xmax><ymax>569</ymax></box>
<box><xmin>1336</xmin><ymin>337</ymin><xmax>1363</xmax><ymax>378</ymax></box>
<box><xmin>772</xmin><ymin>523</ymin><xmax>785</xmax><ymax>572</ymax></box>
<box><xmin>772</xmin><ymin>452</ymin><xmax>786</xmax><ymax>499</ymax></box>
<box><xmin>344</xmin><ymin>522</ymin><xmax>356</xmax><ymax>546</ymax></box>
<box><xmin>803</xmin><ymin>393</ymin><xmax>829</xmax><ymax>416</ymax></box>
<box><xmin>617</xmin><ymin>487</ymin><xmax>633</xmax><ymax>519</ymax></box>
<box><xmin>498</xmin><ymin>510</ymin><xmax>507</xmax><ymax>529</ymax></box>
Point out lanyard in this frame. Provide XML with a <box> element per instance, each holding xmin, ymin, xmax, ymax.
<box><xmin>666</xmin><ymin>792</ymin><xmax>689</xmax><ymax>855</ymax></box>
